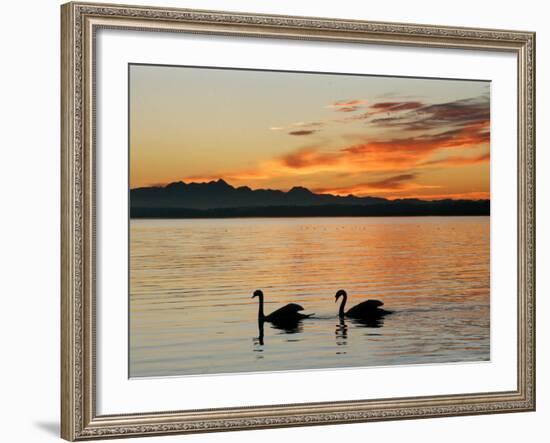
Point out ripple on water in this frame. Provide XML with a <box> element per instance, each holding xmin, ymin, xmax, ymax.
<box><xmin>130</xmin><ymin>216</ymin><xmax>490</xmax><ymax>377</ymax></box>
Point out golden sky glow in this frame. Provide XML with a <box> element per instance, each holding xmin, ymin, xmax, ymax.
<box><xmin>130</xmin><ymin>65</ymin><xmax>490</xmax><ymax>200</ymax></box>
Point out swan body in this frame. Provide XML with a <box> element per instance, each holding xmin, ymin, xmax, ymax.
<box><xmin>335</xmin><ymin>289</ymin><xmax>392</xmax><ymax>319</ymax></box>
<box><xmin>265</xmin><ymin>303</ymin><xmax>310</xmax><ymax>322</ymax></box>
<box><xmin>252</xmin><ymin>290</ymin><xmax>313</xmax><ymax>325</ymax></box>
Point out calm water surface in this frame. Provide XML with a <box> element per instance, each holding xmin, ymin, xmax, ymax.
<box><xmin>130</xmin><ymin>216</ymin><xmax>489</xmax><ymax>377</ymax></box>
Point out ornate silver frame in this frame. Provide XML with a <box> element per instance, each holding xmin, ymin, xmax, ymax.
<box><xmin>61</xmin><ymin>2</ymin><xmax>536</xmax><ymax>440</ymax></box>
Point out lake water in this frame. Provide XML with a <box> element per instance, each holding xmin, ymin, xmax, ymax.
<box><xmin>129</xmin><ymin>216</ymin><xmax>490</xmax><ymax>377</ymax></box>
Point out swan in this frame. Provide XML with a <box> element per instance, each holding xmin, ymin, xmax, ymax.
<box><xmin>252</xmin><ymin>289</ymin><xmax>314</xmax><ymax>325</ymax></box>
<box><xmin>335</xmin><ymin>289</ymin><xmax>392</xmax><ymax>319</ymax></box>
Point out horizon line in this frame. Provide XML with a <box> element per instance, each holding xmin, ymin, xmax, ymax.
<box><xmin>130</xmin><ymin>178</ymin><xmax>490</xmax><ymax>202</ymax></box>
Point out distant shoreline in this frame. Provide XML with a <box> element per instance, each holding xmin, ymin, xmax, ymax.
<box><xmin>130</xmin><ymin>215</ymin><xmax>490</xmax><ymax>220</ymax></box>
<box><xmin>130</xmin><ymin>203</ymin><xmax>490</xmax><ymax>219</ymax></box>
<box><xmin>130</xmin><ymin>179</ymin><xmax>489</xmax><ymax>219</ymax></box>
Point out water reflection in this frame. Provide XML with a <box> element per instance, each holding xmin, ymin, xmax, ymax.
<box><xmin>255</xmin><ymin>319</ymin><xmax>264</xmax><ymax>346</ymax></box>
<box><xmin>335</xmin><ymin>318</ymin><xmax>348</xmax><ymax>346</ymax></box>
<box><xmin>270</xmin><ymin>319</ymin><xmax>305</xmax><ymax>334</ymax></box>
<box><xmin>254</xmin><ymin>313</ymin><xmax>387</xmax><ymax>359</ymax></box>
<box><xmin>254</xmin><ymin>318</ymin><xmax>305</xmax><ymax>348</ymax></box>
<box><xmin>335</xmin><ymin>318</ymin><xmax>348</xmax><ymax>355</ymax></box>
<box><xmin>130</xmin><ymin>217</ymin><xmax>490</xmax><ymax>377</ymax></box>
<box><xmin>351</xmin><ymin>316</ymin><xmax>385</xmax><ymax>329</ymax></box>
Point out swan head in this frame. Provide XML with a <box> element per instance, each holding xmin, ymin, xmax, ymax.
<box><xmin>335</xmin><ymin>289</ymin><xmax>347</xmax><ymax>302</ymax></box>
<box><xmin>252</xmin><ymin>289</ymin><xmax>263</xmax><ymax>299</ymax></box>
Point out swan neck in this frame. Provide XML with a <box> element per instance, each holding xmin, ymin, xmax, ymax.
<box><xmin>339</xmin><ymin>294</ymin><xmax>347</xmax><ymax>317</ymax></box>
<box><xmin>258</xmin><ymin>294</ymin><xmax>265</xmax><ymax>320</ymax></box>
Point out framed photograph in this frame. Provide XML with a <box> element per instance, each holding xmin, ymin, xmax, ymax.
<box><xmin>61</xmin><ymin>2</ymin><xmax>536</xmax><ymax>440</ymax></box>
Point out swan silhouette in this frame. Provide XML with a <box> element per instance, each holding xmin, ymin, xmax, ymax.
<box><xmin>252</xmin><ymin>289</ymin><xmax>314</xmax><ymax>326</ymax></box>
<box><xmin>335</xmin><ymin>289</ymin><xmax>392</xmax><ymax>320</ymax></box>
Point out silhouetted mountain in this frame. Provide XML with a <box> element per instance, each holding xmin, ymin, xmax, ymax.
<box><xmin>130</xmin><ymin>179</ymin><xmax>490</xmax><ymax>218</ymax></box>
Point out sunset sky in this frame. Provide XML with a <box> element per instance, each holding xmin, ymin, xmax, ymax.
<box><xmin>130</xmin><ymin>64</ymin><xmax>490</xmax><ymax>200</ymax></box>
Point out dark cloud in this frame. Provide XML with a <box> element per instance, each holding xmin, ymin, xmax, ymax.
<box><xmin>366</xmin><ymin>173</ymin><xmax>417</xmax><ymax>189</ymax></box>
<box><xmin>313</xmin><ymin>173</ymin><xmax>424</xmax><ymax>196</ymax></box>
<box><xmin>369</xmin><ymin>96</ymin><xmax>490</xmax><ymax>131</ymax></box>
<box><xmin>288</xmin><ymin>130</ymin><xmax>318</xmax><ymax>136</ymax></box>
<box><xmin>333</xmin><ymin>100</ymin><xmax>425</xmax><ymax>122</ymax></box>
<box><xmin>370</xmin><ymin>101</ymin><xmax>424</xmax><ymax>112</ymax></box>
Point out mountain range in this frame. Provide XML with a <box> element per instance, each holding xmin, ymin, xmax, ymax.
<box><xmin>130</xmin><ymin>179</ymin><xmax>490</xmax><ymax>218</ymax></box>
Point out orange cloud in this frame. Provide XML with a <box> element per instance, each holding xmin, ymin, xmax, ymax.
<box><xmin>280</xmin><ymin>147</ymin><xmax>340</xmax><ymax>169</ymax></box>
<box><xmin>344</xmin><ymin>121</ymin><xmax>489</xmax><ymax>157</ymax></box>
<box><xmin>182</xmin><ymin>120</ymin><xmax>489</xmax><ymax>193</ymax></box>
<box><xmin>388</xmin><ymin>191</ymin><xmax>490</xmax><ymax>201</ymax></box>
<box><xmin>327</xmin><ymin>99</ymin><xmax>368</xmax><ymax>113</ymax></box>
<box><xmin>421</xmin><ymin>152</ymin><xmax>490</xmax><ymax>167</ymax></box>
<box><xmin>278</xmin><ymin>120</ymin><xmax>489</xmax><ymax>175</ymax></box>
<box><xmin>176</xmin><ymin>96</ymin><xmax>490</xmax><ymax>199</ymax></box>
<box><xmin>314</xmin><ymin>173</ymin><xmax>441</xmax><ymax>197</ymax></box>
<box><xmin>185</xmin><ymin>169</ymin><xmax>272</xmax><ymax>184</ymax></box>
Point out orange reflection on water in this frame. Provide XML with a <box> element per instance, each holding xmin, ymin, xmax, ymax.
<box><xmin>130</xmin><ymin>216</ymin><xmax>490</xmax><ymax>377</ymax></box>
